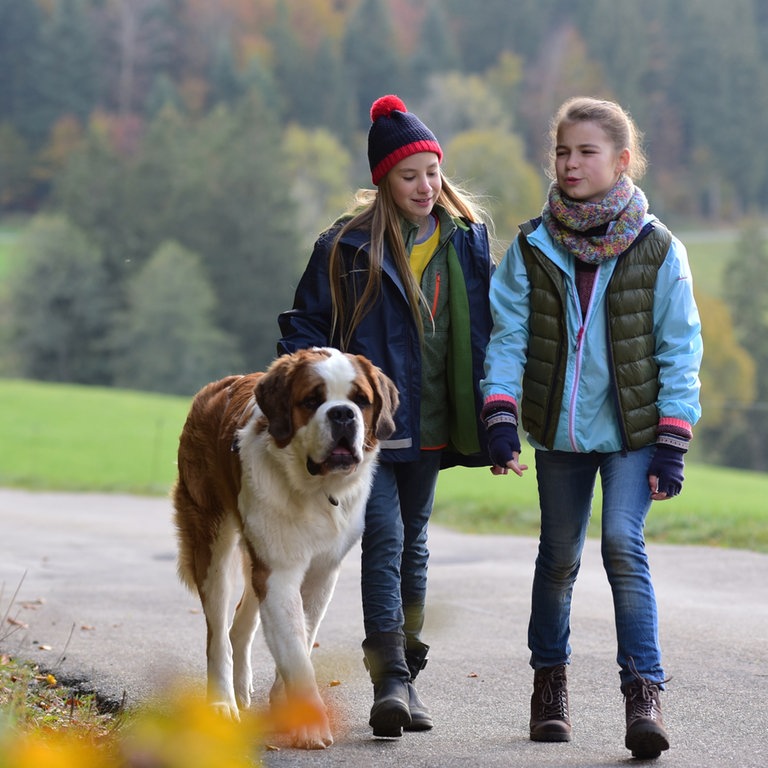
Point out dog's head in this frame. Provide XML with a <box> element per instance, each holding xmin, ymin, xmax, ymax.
<box><xmin>255</xmin><ymin>348</ymin><xmax>399</xmax><ymax>476</ymax></box>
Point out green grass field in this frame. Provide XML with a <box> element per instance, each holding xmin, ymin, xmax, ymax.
<box><xmin>433</xmin><ymin>463</ymin><xmax>768</xmax><ymax>553</ymax></box>
<box><xmin>1</xmin><ymin>378</ymin><xmax>766</xmax><ymax>553</ymax></box>
<box><xmin>0</xmin><ymin>379</ymin><xmax>190</xmax><ymax>495</ymax></box>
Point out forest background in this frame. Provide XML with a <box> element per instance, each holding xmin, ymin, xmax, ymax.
<box><xmin>0</xmin><ymin>0</ymin><xmax>767</xmax><ymax>472</ymax></box>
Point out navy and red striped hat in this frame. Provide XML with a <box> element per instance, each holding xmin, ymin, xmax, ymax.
<box><xmin>367</xmin><ymin>94</ymin><xmax>443</xmax><ymax>185</ymax></box>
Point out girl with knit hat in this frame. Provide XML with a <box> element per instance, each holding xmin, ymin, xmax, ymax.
<box><xmin>278</xmin><ymin>94</ymin><xmax>495</xmax><ymax>738</ymax></box>
<box><xmin>480</xmin><ymin>97</ymin><xmax>703</xmax><ymax>759</ymax></box>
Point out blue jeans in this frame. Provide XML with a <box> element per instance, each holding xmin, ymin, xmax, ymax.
<box><xmin>361</xmin><ymin>452</ymin><xmax>442</xmax><ymax>640</ymax></box>
<box><xmin>529</xmin><ymin>447</ymin><xmax>665</xmax><ymax>689</ymax></box>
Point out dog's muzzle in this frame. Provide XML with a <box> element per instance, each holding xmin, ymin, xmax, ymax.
<box><xmin>306</xmin><ymin>405</ymin><xmax>362</xmax><ymax>476</ymax></box>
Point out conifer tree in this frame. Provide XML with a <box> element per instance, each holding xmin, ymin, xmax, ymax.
<box><xmin>0</xmin><ymin>0</ymin><xmax>44</xmax><ymax>144</ymax></box>
<box><xmin>343</xmin><ymin>0</ymin><xmax>402</xmax><ymax>127</ymax></box>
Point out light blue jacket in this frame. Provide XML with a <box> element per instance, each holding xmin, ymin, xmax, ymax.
<box><xmin>480</xmin><ymin>216</ymin><xmax>703</xmax><ymax>453</ymax></box>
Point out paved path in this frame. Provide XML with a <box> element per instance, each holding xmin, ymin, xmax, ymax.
<box><xmin>1</xmin><ymin>488</ymin><xmax>766</xmax><ymax>767</ymax></box>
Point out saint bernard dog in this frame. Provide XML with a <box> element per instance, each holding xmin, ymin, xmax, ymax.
<box><xmin>173</xmin><ymin>347</ymin><xmax>398</xmax><ymax>749</ymax></box>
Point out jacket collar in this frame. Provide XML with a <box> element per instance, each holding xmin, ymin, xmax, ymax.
<box><xmin>400</xmin><ymin>204</ymin><xmax>458</xmax><ymax>250</ymax></box>
<box><xmin>338</xmin><ymin>204</ymin><xmax>459</xmax><ymax>251</ymax></box>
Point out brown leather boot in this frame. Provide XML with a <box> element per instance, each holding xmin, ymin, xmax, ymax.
<box><xmin>624</xmin><ymin>673</ymin><xmax>670</xmax><ymax>759</ymax></box>
<box><xmin>530</xmin><ymin>664</ymin><xmax>571</xmax><ymax>742</ymax></box>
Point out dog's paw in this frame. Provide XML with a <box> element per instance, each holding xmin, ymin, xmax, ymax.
<box><xmin>210</xmin><ymin>700</ymin><xmax>241</xmax><ymax>722</ymax></box>
<box><xmin>290</xmin><ymin>725</ymin><xmax>333</xmax><ymax>750</ymax></box>
<box><xmin>271</xmin><ymin>694</ymin><xmax>332</xmax><ymax>749</ymax></box>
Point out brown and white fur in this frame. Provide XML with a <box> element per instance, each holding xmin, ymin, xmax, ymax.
<box><xmin>173</xmin><ymin>347</ymin><xmax>398</xmax><ymax>749</ymax></box>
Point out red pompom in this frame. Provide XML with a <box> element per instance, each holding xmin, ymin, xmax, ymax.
<box><xmin>370</xmin><ymin>94</ymin><xmax>406</xmax><ymax>122</ymax></box>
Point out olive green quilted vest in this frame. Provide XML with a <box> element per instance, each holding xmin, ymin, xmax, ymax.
<box><xmin>518</xmin><ymin>221</ymin><xmax>672</xmax><ymax>450</ymax></box>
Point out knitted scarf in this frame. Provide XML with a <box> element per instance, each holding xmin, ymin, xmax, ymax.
<box><xmin>542</xmin><ymin>174</ymin><xmax>648</xmax><ymax>264</ymax></box>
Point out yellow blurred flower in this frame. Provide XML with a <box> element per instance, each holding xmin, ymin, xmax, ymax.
<box><xmin>1</xmin><ymin>732</ymin><xmax>112</xmax><ymax>768</ymax></box>
<box><xmin>118</xmin><ymin>688</ymin><xmax>264</xmax><ymax>768</ymax></box>
<box><xmin>0</xmin><ymin>686</ymin><xmax>265</xmax><ymax>768</ymax></box>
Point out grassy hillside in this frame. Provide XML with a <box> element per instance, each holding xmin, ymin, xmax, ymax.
<box><xmin>1</xmin><ymin>378</ymin><xmax>766</xmax><ymax>553</ymax></box>
<box><xmin>0</xmin><ymin>378</ymin><xmax>190</xmax><ymax>495</ymax></box>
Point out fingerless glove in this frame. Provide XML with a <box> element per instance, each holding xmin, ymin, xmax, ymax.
<box><xmin>482</xmin><ymin>402</ymin><xmax>521</xmax><ymax>467</ymax></box>
<box><xmin>648</xmin><ymin>434</ymin><xmax>689</xmax><ymax>497</ymax></box>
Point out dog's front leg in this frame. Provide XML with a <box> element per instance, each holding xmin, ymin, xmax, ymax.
<box><xmin>260</xmin><ymin>569</ymin><xmax>332</xmax><ymax>749</ymax></box>
<box><xmin>267</xmin><ymin>563</ymin><xmax>340</xmax><ymax>714</ymax></box>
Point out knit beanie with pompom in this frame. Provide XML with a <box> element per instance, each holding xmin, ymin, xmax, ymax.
<box><xmin>367</xmin><ymin>94</ymin><xmax>443</xmax><ymax>185</ymax></box>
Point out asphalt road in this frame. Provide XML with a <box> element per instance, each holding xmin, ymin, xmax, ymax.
<box><xmin>1</xmin><ymin>487</ymin><xmax>766</xmax><ymax>767</ymax></box>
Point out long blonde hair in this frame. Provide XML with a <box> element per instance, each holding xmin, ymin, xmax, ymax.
<box><xmin>328</xmin><ymin>170</ymin><xmax>491</xmax><ymax>351</ymax></box>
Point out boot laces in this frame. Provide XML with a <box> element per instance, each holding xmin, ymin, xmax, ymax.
<box><xmin>625</xmin><ymin>657</ymin><xmax>669</xmax><ymax>722</ymax></box>
<box><xmin>535</xmin><ymin>666</ymin><xmax>569</xmax><ymax>720</ymax></box>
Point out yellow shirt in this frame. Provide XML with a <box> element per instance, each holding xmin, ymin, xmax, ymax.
<box><xmin>410</xmin><ymin>221</ymin><xmax>440</xmax><ymax>282</ymax></box>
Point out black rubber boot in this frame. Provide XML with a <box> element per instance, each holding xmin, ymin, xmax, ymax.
<box><xmin>362</xmin><ymin>632</ymin><xmax>412</xmax><ymax>737</ymax></box>
<box><xmin>404</xmin><ymin>641</ymin><xmax>433</xmax><ymax>731</ymax></box>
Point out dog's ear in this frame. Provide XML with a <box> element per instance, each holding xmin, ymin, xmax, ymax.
<box><xmin>255</xmin><ymin>356</ymin><xmax>295</xmax><ymax>447</ymax></box>
<box><xmin>357</xmin><ymin>355</ymin><xmax>399</xmax><ymax>441</ymax></box>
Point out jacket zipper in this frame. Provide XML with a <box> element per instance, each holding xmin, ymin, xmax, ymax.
<box><xmin>426</xmin><ymin>228</ymin><xmax>452</xmax><ymax>321</ymax></box>
<box><xmin>567</xmin><ymin>269</ymin><xmax>599</xmax><ymax>451</ymax></box>
<box><xmin>431</xmin><ymin>272</ymin><xmax>441</xmax><ymax>318</ymax></box>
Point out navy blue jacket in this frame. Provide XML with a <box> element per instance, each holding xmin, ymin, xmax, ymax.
<box><xmin>277</xmin><ymin>212</ymin><xmax>494</xmax><ymax>468</ymax></box>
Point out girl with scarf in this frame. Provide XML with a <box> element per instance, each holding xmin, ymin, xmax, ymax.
<box><xmin>480</xmin><ymin>97</ymin><xmax>702</xmax><ymax>760</ymax></box>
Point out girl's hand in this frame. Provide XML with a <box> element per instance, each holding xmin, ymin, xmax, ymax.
<box><xmin>490</xmin><ymin>452</ymin><xmax>528</xmax><ymax>477</ymax></box>
<box><xmin>647</xmin><ymin>441</ymin><xmax>687</xmax><ymax>500</ymax></box>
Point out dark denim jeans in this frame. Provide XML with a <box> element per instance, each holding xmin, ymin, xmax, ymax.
<box><xmin>528</xmin><ymin>446</ymin><xmax>666</xmax><ymax>688</ymax></box>
<box><xmin>361</xmin><ymin>452</ymin><xmax>442</xmax><ymax>640</ymax></box>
